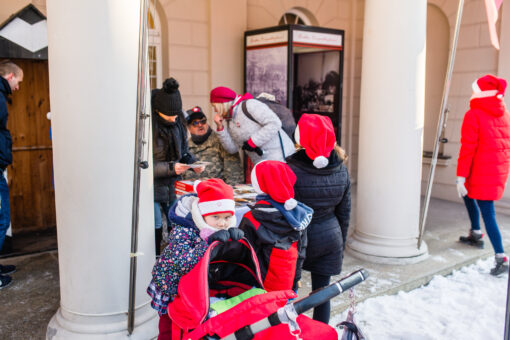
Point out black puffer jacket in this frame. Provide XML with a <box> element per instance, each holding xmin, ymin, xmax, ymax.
<box><xmin>0</xmin><ymin>77</ymin><xmax>13</xmax><ymax>170</ymax></box>
<box><xmin>239</xmin><ymin>199</ymin><xmax>308</xmax><ymax>291</ymax></box>
<box><xmin>286</xmin><ymin>149</ymin><xmax>351</xmax><ymax>276</ymax></box>
<box><xmin>152</xmin><ymin>113</ymin><xmax>195</xmax><ymax>203</ymax></box>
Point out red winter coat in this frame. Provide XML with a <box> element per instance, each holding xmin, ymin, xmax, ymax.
<box><xmin>457</xmin><ymin>96</ymin><xmax>510</xmax><ymax>200</ymax></box>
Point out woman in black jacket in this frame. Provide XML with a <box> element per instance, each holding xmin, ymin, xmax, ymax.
<box><xmin>151</xmin><ymin>78</ymin><xmax>201</xmax><ymax>255</ymax></box>
<box><xmin>286</xmin><ymin>114</ymin><xmax>351</xmax><ymax>324</ymax></box>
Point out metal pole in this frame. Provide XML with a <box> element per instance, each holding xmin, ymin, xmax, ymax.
<box><xmin>417</xmin><ymin>0</ymin><xmax>464</xmax><ymax>248</ymax></box>
<box><xmin>127</xmin><ymin>0</ymin><xmax>149</xmax><ymax>334</ymax></box>
<box><xmin>505</xmin><ymin>270</ymin><xmax>510</xmax><ymax>340</ymax></box>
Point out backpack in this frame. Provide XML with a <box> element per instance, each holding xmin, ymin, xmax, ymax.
<box><xmin>241</xmin><ymin>99</ymin><xmax>297</xmax><ymax>142</ymax></box>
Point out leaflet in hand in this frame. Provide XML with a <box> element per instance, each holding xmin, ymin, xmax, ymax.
<box><xmin>188</xmin><ymin>161</ymin><xmax>211</xmax><ymax>168</ymax></box>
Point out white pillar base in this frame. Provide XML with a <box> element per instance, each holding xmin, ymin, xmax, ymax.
<box><xmin>347</xmin><ymin>230</ymin><xmax>429</xmax><ymax>265</ymax></box>
<box><xmin>46</xmin><ymin>304</ymin><xmax>158</xmax><ymax>340</ymax></box>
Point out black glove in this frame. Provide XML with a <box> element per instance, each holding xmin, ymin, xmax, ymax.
<box><xmin>229</xmin><ymin>228</ymin><xmax>244</xmax><ymax>241</ymax></box>
<box><xmin>208</xmin><ymin>229</ymin><xmax>230</xmax><ymax>244</ymax></box>
<box><xmin>242</xmin><ymin>141</ymin><xmax>264</xmax><ymax>156</ymax></box>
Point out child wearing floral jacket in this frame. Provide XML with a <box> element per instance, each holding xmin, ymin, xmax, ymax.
<box><xmin>147</xmin><ymin>178</ymin><xmax>243</xmax><ymax>340</ymax></box>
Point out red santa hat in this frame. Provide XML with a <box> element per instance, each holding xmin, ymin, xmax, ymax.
<box><xmin>210</xmin><ymin>86</ymin><xmax>237</xmax><ymax>103</ymax></box>
<box><xmin>193</xmin><ymin>179</ymin><xmax>235</xmax><ymax>216</ymax></box>
<box><xmin>295</xmin><ymin>114</ymin><xmax>336</xmax><ymax>169</ymax></box>
<box><xmin>471</xmin><ymin>74</ymin><xmax>507</xmax><ymax>100</ymax></box>
<box><xmin>250</xmin><ymin>160</ymin><xmax>297</xmax><ymax>210</ymax></box>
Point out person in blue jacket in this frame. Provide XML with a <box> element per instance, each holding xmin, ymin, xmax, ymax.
<box><xmin>0</xmin><ymin>60</ymin><xmax>23</xmax><ymax>289</ymax></box>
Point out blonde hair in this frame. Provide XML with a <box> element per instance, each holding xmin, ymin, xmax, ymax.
<box><xmin>0</xmin><ymin>60</ymin><xmax>22</xmax><ymax>78</ymax></box>
<box><xmin>295</xmin><ymin>143</ymin><xmax>348</xmax><ymax>162</ymax></box>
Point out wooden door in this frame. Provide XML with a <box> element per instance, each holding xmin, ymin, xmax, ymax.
<box><xmin>6</xmin><ymin>59</ymin><xmax>55</xmax><ymax>232</ymax></box>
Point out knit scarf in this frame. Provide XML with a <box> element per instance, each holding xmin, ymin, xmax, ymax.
<box><xmin>190</xmin><ymin>127</ymin><xmax>212</xmax><ymax>145</ymax></box>
<box><xmin>256</xmin><ymin>194</ymin><xmax>314</xmax><ymax>231</ymax></box>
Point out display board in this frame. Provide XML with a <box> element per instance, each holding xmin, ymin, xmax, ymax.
<box><xmin>244</xmin><ymin>25</ymin><xmax>344</xmax><ymax>142</ymax></box>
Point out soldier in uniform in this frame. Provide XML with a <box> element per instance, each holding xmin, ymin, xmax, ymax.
<box><xmin>183</xmin><ymin>106</ymin><xmax>244</xmax><ymax>185</ymax></box>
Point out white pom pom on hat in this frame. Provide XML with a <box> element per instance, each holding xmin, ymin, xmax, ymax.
<box><xmin>284</xmin><ymin>198</ymin><xmax>298</xmax><ymax>210</ymax></box>
<box><xmin>313</xmin><ymin>156</ymin><xmax>329</xmax><ymax>169</ymax></box>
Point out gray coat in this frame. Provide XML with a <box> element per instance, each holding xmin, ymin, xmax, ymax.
<box><xmin>216</xmin><ymin>98</ymin><xmax>295</xmax><ymax>164</ymax></box>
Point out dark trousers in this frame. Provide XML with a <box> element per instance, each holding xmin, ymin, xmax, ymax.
<box><xmin>463</xmin><ymin>196</ymin><xmax>504</xmax><ymax>254</ymax></box>
<box><xmin>0</xmin><ymin>174</ymin><xmax>10</xmax><ymax>252</ymax></box>
<box><xmin>311</xmin><ymin>272</ymin><xmax>331</xmax><ymax>324</ymax></box>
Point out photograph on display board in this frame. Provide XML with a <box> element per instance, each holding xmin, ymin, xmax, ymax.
<box><xmin>294</xmin><ymin>51</ymin><xmax>340</xmax><ymax>120</ymax></box>
<box><xmin>246</xmin><ymin>46</ymin><xmax>288</xmax><ymax>105</ymax></box>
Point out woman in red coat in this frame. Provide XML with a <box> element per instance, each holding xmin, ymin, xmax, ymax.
<box><xmin>456</xmin><ymin>74</ymin><xmax>510</xmax><ymax>275</ymax></box>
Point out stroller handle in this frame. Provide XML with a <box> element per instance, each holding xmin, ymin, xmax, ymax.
<box><xmin>221</xmin><ymin>268</ymin><xmax>368</xmax><ymax>340</ymax></box>
<box><xmin>293</xmin><ymin>268</ymin><xmax>369</xmax><ymax>314</ymax></box>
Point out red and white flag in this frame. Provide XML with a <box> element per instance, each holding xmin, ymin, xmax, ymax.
<box><xmin>484</xmin><ymin>0</ymin><xmax>503</xmax><ymax>49</ymax></box>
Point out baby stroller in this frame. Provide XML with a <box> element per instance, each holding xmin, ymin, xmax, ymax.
<box><xmin>167</xmin><ymin>239</ymin><xmax>368</xmax><ymax>339</ymax></box>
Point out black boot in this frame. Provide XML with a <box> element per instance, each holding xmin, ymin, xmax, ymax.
<box><xmin>459</xmin><ymin>230</ymin><xmax>484</xmax><ymax>248</ymax></box>
<box><xmin>155</xmin><ymin>228</ymin><xmax>163</xmax><ymax>257</ymax></box>
<box><xmin>490</xmin><ymin>255</ymin><xmax>509</xmax><ymax>276</ymax></box>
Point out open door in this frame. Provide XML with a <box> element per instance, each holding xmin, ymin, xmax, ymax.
<box><xmin>3</xmin><ymin>58</ymin><xmax>56</xmax><ymax>255</ymax></box>
<box><xmin>0</xmin><ymin>4</ymin><xmax>56</xmax><ymax>256</ymax></box>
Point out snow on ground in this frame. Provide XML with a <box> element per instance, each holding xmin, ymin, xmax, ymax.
<box><xmin>331</xmin><ymin>258</ymin><xmax>508</xmax><ymax>340</ymax></box>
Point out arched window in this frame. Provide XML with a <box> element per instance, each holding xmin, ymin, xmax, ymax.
<box><xmin>278</xmin><ymin>8</ymin><xmax>317</xmax><ymax>26</ymax></box>
<box><xmin>148</xmin><ymin>4</ymin><xmax>162</xmax><ymax>90</ymax></box>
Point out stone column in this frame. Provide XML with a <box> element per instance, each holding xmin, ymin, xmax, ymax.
<box><xmin>348</xmin><ymin>0</ymin><xmax>429</xmax><ymax>264</ymax></box>
<box><xmin>46</xmin><ymin>0</ymin><xmax>158</xmax><ymax>338</ymax></box>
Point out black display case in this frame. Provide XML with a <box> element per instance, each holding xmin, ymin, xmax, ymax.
<box><xmin>244</xmin><ymin>24</ymin><xmax>344</xmax><ymax>142</ymax></box>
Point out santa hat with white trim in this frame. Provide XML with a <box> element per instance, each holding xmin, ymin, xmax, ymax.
<box><xmin>295</xmin><ymin>113</ymin><xmax>336</xmax><ymax>169</ymax></box>
<box><xmin>471</xmin><ymin>74</ymin><xmax>507</xmax><ymax>100</ymax></box>
<box><xmin>193</xmin><ymin>178</ymin><xmax>235</xmax><ymax>216</ymax></box>
<box><xmin>251</xmin><ymin>160</ymin><xmax>298</xmax><ymax>210</ymax></box>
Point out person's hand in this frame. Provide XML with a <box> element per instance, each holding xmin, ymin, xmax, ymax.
<box><xmin>456</xmin><ymin>177</ymin><xmax>468</xmax><ymax>197</ymax></box>
<box><xmin>174</xmin><ymin>162</ymin><xmax>190</xmax><ymax>175</ymax></box>
<box><xmin>193</xmin><ymin>165</ymin><xmax>206</xmax><ymax>174</ymax></box>
<box><xmin>214</xmin><ymin>113</ymin><xmax>224</xmax><ymax>131</ymax></box>
<box><xmin>229</xmin><ymin>228</ymin><xmax>244</xmax><ymax>241</ymax></box>
<box><xmin>208</xmin><ymin>229</ymin><xmax>230</xmax><ymax>244</ymax></box>
<box><xmin>242</xmin><ymin>140</ymin><xmax>263</xmax><ymax>156</ymax></box>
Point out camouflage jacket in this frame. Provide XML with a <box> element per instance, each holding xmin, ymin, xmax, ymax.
<box><xmin>184</xmin><ymin>131</ymin><xmax>244</xmax><ymax>185</ymax></box>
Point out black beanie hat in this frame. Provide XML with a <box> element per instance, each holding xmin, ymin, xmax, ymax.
<box><xmin>151</xmin><ymin>77</ymin><xmax>182</xmax><ymax>116</ymax></box>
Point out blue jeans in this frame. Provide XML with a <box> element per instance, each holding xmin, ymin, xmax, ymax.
<box><xmin>0</xmin><ymin>174</ymin><xmax>10</xmax><ymax>252</ymax></box>
<box><xmin>463</xmin><ymin>196</ymin><xmax>504</xmax><ymax>254</ymax></box>
<box><xmin>154</xmin><ymin>201</ymin><xmax>171</xmax><ymax>230</ymax></box>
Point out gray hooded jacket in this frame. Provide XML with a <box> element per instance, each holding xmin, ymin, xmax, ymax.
<box><xmin>216</xmin><ymin>98</ymin><xmax>295</xmax><ymax>164</ymax></box>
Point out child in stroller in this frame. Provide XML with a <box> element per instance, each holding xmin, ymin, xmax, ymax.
<box><xmin>147</xmin><ymin>178</ymin><xmax>244</xmax><ymax>340</ymax></box>
<box><xmin>167</xmin><ymin>234</ymin><xmax>368</xmax><ymax>339</ymax></box>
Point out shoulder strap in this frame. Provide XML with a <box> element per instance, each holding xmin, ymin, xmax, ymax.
<box><xmin>241</xmin><ymin>101</ymin><xmax>260</xmax><ymax>126</ymax></box>
<box><xmin>243</xmin><ymin>100</ymin><xmax>286</xmax><ymax>158</ymax></box>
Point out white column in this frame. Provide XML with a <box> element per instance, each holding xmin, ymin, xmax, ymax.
<box><xmin>348</xmin><ymin>0</ymin><xmax>428</xmax><ymax>264</ymax></box>
<box><xmin>46</xmin><ymin>0</ymin><xmax>158</xmax><ymax>338</ymax></box>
